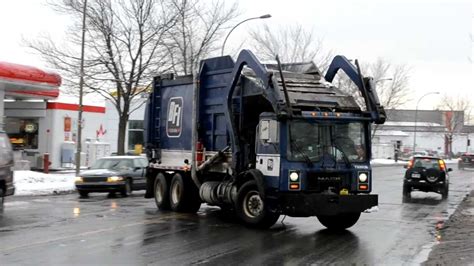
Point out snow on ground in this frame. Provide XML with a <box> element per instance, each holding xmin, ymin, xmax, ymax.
<box><xmin>371</xmin><ymin>159</ymin><xmax>407</xmax><ymax>165</ymax></box>
<box><xmin>371</xmin><ymin>158</ymin><xmax>459</xmax><ymax>166</ymax></box>
<box><xmin>14</xmin><ymin>171</ymin><xmax>76</xmax><ymax>196</ymax></box>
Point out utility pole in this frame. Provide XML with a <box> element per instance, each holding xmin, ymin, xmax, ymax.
<box><xmin>75</xmin><ymin>0</ymin><xmax>87</xmax><ymax>176</ymax></box>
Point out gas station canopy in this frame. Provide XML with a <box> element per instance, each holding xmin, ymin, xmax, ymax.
<box><xmin>0</xmin><ymin>61</ymin><xmax>61</xmax><ymax>99</ymax></box>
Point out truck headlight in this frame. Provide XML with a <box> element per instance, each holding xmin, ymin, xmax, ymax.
<box><xmin>107</xmin><ymin>176</ymin><xmax>124</xmax><ymax>182</ymax></box>
<box><xmin>75</xmin><ymin>177</ymin><xmax>83</xmax><ymax>183</ymax></box>
<box><xmin>358</xmin><ymin>172</ymin><xmax>368</xmax><ymax>183</ymax></box>
<box><xmin>289</xmin><ymin>171</ymin><xmax>299</xmax><ymax>182</ymax></box>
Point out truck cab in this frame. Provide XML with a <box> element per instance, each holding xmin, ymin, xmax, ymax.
<box><xmin>144</xmin><ymin>50</ymin><xmax>385</xmax><ymax>230</ymax></box>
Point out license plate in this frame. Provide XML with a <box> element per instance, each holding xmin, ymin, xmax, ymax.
<box><xmin>411</xmin><ymin>173</ymin><xmax>421</xmax><ymax>178</ymax></box>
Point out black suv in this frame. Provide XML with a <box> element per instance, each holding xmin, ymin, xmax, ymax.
<box><xmin>0</xmin><ymin>131</ymin><xmax>14</xmax><ymax>209</ymax></box>
<box><xmin>403</xmin><ymin>156</ymin><xmax>452</xmax><ymax>201</ymax></box>
<box><xmin>458</xmin><ymin>153</ymin><xmax>474</xmax><ymax>170</ymax></box>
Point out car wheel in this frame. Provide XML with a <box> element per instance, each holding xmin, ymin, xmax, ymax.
<box><xmin>78</xmin><ymin>190</ymin><xmax>89</xmax><ymax>198</ymax></box>
<box><xmin>154</xmin><ymin>173</ymin><xmax>170</xmax><ymax>210</ymax></box>
<box><xmin>0</xmin><ymin>188</ymin><xmax>5</xmax><ymax>210</ymax></box>
<box><xmin>402</xmin><ymin>184</ymin><xmax>411</xmax><ymax>203</ymax></box>
<box><xmin>235</xmin><ymin>180</ymin><xmax>279</xmax><ymax>229</ymax></box>
<box><xmin>121</xmin><ymin>179</ymin><xmax>132</xmax><ymax>197</ymax></box>
<box><xmin>441</xmin><ymin>184</ymin><xmax>449</xmax><ymax>200</ymax></box>
<box><xmin>317</xmin><ymin>212</ymin><xmax>361</xmax><ymax>231</ymax></box>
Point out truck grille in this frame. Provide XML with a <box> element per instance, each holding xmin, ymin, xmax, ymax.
<box><xmin>306</xmin><ymin>172</ymin><xmax>349</xmax><ymax>192</ymax></box>
<box><xmin>83</xmin><ymin>177</ymin><xmax>108</xmax><ymax>183</ymax></box>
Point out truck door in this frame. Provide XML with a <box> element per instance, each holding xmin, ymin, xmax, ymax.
<box><xmin>255</xmin><ymin>119</ymin><xmax>280</xmax><ymax>177</ymax></box>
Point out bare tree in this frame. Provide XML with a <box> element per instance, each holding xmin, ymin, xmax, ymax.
<box><xmin>249</xmin><ymin>24</ymin><xmax>333</xmax><ymax>71</ymax></box>
<box><xmin>26</xmin><ymin>0</ymin><xmax>176</xmax><ymax>154</ymax></box>
<box><xmin>165</xmin><ymin>0</ymin><xmax>239</xmax><ymax>75</ymax></box>
<box><xmin>438</xmin><ymin>94</ymin><xmax>472</xmax><ymax>157</ymax></box>
<box><xmin>335</xmin><ymin>58</ymin><xmax>411</xmax><ymax>138</ymax></box>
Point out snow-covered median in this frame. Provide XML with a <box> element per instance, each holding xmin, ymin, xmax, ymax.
<box><xmin>14</xmin><ymin>171</ymin><xmax>76</xmax><ymax>196</ymax></box>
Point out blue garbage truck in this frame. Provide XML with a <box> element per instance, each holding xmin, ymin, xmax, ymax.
<box><xmin>144</xmin><ymin>50</ymin><xmax>386</xmax><ymax>229</ymax></box>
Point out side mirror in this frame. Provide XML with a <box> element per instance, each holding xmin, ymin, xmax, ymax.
<box><xmin>259</xmin><ymin>120</ymin><xmax>278</xmax><ymax>143</ymax></box>
<box><xmin>447</xmin><ymin>168</ymin><xmax>453</xmax><ymax>172</ymax></box>
<box><xmin>403</xmin><ymin>165</ymin><xmax>408</xmax><ymax>169</ymax></box>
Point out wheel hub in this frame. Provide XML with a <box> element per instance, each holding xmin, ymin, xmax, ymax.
<box><xmin>244</xmin><ymin>191</ymin><xmax>263</xmax><ymax>218</ymax></box>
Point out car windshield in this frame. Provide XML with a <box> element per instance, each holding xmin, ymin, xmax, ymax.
<box><xmin>412</xmin><ymin>158</ymin><xmax>441</xmax><ymax>170</ymax></box>
<box><xmin>288</xmin><ymin>121</ymin><xmax>367</xmax><ymax>163</ymax></box>
<box><xmin>90</xmin><ymin>158</ymin><xmax>133</xmax><ymax>170</ymax></box>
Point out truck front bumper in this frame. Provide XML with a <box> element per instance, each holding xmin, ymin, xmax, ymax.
<box><xmin>276</xmin><ymin>193</ymin><xmax>378</xmax><ymax>217</ymax></box>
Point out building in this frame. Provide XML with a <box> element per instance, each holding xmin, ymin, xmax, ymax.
<box><xmin>0</xmin><ymin>61</ymin><xmax>109</xmax><ymax>170</ymax></box>
<box><xmin>373</xmin><ymin>109</ymin><xmax>473</xmax><ymax>159</ymax></box>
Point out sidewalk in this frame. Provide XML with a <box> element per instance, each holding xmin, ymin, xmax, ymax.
<box><xmin>423</xmin><ymin>190</ymin><xmax>474</xmax><ymax>265</ymax></box>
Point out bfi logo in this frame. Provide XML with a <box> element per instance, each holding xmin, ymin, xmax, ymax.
<box><xmin>167</xmin><ymin>97</ymin><xmax>183</xmax><ymax>137</ymax></box>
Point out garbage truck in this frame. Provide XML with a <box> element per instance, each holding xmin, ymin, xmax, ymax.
<box><xmin>144</xmin><ymin>50</ymin><xmax>386</xmax><ymax>230</ymax></box>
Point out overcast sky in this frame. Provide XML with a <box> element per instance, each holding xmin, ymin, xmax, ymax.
<box><xmin>0</xmin><ymin>0</ymin><xmax>472</xmax><ymax>110</ymax></box>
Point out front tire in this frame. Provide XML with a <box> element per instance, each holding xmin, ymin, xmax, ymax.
<box><xmin>154</xmin><ymin>173</ymin><xmax>170</xmax><ymax>210</ymax></box>
<box><xmin>78</xmin><ymin>190</ymin><xmax>89</xmax><ymax>198</ymax></box>
<box><xmin>121</xmin><ymin>179</ymin><xmax>132</xmax><ymax>197</ymax></box>
<box><xmin>317</xmin><ymin>212</ymin><xmax>361</xmax><ymax>231</ymax></box>
<box><xmin>235</xmin><ymin>180</ymin><xmax>279</xmax><ymax>229</ymax></box>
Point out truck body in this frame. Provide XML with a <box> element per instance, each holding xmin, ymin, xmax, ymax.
<box><xmin>144</xmin><ymin>50</ymin><xmax>386</xmax><ymax>229</ymax></box>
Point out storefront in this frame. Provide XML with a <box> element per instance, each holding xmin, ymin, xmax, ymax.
<box><xmin>0</xmin><ymin>61</ymin><xmax>110</xmax><ymax>170</ymax></box>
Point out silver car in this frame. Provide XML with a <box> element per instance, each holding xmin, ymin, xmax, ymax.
<box><xmin>0</xmin><ymin>131</ymin><xmax>14</xmax><ymax>208</ymax></box>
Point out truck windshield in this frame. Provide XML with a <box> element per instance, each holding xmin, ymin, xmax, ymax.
<box><xmin>288</xmin><ymin>121</ymin><xmax>367</xmax><ymax>163</ymax></box>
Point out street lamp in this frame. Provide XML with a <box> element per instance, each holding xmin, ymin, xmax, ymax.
<box><xmin>412</xmin><ymin>91</ymin><xmax>440</xmax><ymax>153</ymax></box>
<box><xmin>221</xmin><ymin>14</ymin><xmax>271</xmax><ymax>56</ymax></box>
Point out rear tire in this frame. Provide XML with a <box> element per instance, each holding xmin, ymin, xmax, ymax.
<box><xmin>235</xmin><ymin>180</ymin><xmax>279</xmax><ymax>229</ymax></box>
<box><xmin>78</xmin><ymin>190</ymin><xmax>89</xmax><ymax>198</ymax></box>
<box><xmin>402</xmin><ymin>184</ymin><xmax>411</xmax><ymax>203</ymax></box>
<box><xmin>0</xmin><ymin>188</ymin><xmax>5</xmax><ymax>210</ymax></box>
<box><xmin>169</xmin><ymin>173</ymin><xmax>201</xmax><ymax>213</ymax></box>
<box><xmin>441</xmin><ymin>184</ymin><xmax>449</xmax><ymax>200</ymax></box>
<box><xmin>317</xmin><ymin>212</ymin><xmax>361</xmax><ymax>231</ymax></box>
<box><xmin>154</xmin><ymin>173</ymin><xmax>170</xmax><ymax>210</ymax></box>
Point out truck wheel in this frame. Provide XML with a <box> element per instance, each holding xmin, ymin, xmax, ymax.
<box><xmin>235</xmin><ymin>180</ymin><xmax>279</xmax><ymax>229</ymax></box>
<box><xmin>78</xmin><ymin>190</ymin><xmax>89</xmax><ymax>198</ymax></box>
<box><xmin>169</xmin><ymin>173</ymin><xmax>191</xmax><ymax>212</ymax></box>
<box><xmin>183</xmin><ymin>177</ymin><xmax>201</xmax><ymax>213</ymax></box>
<box><xmin>154</xmin><ymin>173</ymin><xmax>170</xmax><ymax>210</ymax></box>
<box><xmin>402</xmin><ymin>184</ymin><xmax>411</xmax><ymax>203</ymax></box>
<box><xmin>121</xmin><ymin>179</ymin><xmax>132</xmax><ymax>197</ymax></box>
<box><xmin>317</xmin><ymin>213</ymin><xmax>361</xmax><ymax>231</ymax></box>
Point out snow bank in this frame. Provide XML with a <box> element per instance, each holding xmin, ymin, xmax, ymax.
<box><xmin>14</xmin><ymin>171</ymin><xmax>76</xmax><ymax>196</ymax></box>
<box><xmin>371</xmin><ymin>159</ymin><xmax>407</xmax><ymax>165</ymax></box>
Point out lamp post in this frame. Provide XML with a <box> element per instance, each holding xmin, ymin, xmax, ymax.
<box><xmin>412</xmin><ymin>91</ymin><xmax>440</xmax><ymax>153</ymax></box>
<box><xmin>221</xmin><ymin>14</ymin><xmax>271</xmax><ymax>56</ymax></box>
<box><xmin>75</xmin><ymin>0</ymin><xmax>87</xmax><ymax>176</ymax></box>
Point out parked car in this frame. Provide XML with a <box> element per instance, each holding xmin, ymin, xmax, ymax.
<box><xmin>403</xmin><ymin>156</ymin><xmax>452</xmax><ymax>201</ymax></box>
<box><xmin>458</xmin><ymin>153</ymin><xmax>474</xmax><ymax>170</ymax></box>
<box><xmin>75</xmin><ymin>156</ymin><xmax>148</xmax><ymax>197</ymax></box>
<box><xmin>0</xmin><ymin>131</ymin><xmax>14</xmax><ymax>208</ymax></box>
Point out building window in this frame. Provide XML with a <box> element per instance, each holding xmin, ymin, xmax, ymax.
<box><xmin>128</xmin><ymin>120</ymin><xmax>144</xmax><ymax>151</ymax></box>
<box><xmin>5</xmin><ymin>118</ymin><xmax>39</xmax><ymax>150</ymax></box>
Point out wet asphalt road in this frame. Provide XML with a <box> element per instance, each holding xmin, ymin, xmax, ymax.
<box><xmin>1</xmin><ymin>165</ymin><xmax>473</xmax><ymax>265</ymax></box>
